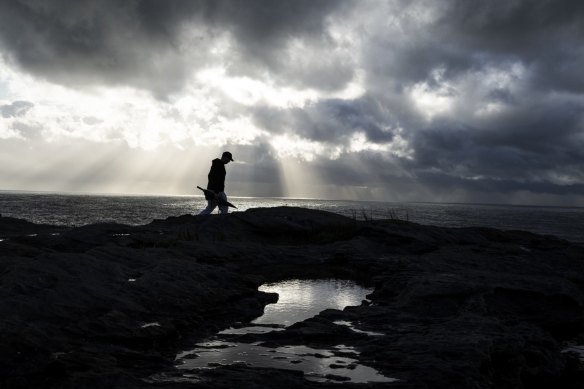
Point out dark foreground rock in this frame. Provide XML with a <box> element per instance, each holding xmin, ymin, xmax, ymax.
<box><xmin>1</xmin><ymin>207</ymin><xmax>584</xmax><ymax>388</ymax></box>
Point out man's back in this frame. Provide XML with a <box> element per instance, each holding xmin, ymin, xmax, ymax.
<box><xmin>207</xmin><ymin>158</ymin><xmax>226</xmax><ymax>192</ymax></box>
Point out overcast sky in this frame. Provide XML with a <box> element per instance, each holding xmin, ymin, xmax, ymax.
<box><xmin>0</xmin><ymin>0</ymin><xmax>583</xmax><ymax>205</ymax></box>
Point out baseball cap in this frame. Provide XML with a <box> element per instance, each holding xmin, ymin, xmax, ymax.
<box><xmin>222</xmin><ymin>151</ymin><xmax>234</xmax><ymax>161</ymax></box>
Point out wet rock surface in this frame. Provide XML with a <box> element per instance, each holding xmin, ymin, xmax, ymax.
<box><xmin>1</xmin><ymin>207</ymin><xmax>584</xmax><ymax>388</ymax></box>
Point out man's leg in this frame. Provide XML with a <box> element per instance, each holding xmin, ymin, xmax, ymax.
<box><xmin>218</xmin><ymin>192</ymin><xmax>229</xmax><ymax>214</ymax></box>
<box><xmin>199</xmin><ymin>199</ymin><xmax>217</xmax><ymax>215</ymax></box>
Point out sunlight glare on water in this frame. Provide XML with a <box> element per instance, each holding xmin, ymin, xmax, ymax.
<box><xmin>253</xmin><ymin>279</ymin><xmax>373</xmax><ymax>326</ymax></box>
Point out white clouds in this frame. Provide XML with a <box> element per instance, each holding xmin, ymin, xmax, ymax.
<box><xmin>195</xmin><ymin>62</ymin><xmax>365</xmax><ymax>110</ymax></box>
<box><xmin>0</xmin><ymin>57</ymin><xmax>271</xmax><ymax>149</ymax></box>
<box><xmin>0</xmin><ymin>100</ymin><xmax>34</xmax><ymax>118</ymax></box>
<box><xmin>196</xmin><ymin>67</ymin><xmax>318</xmax><ymax>108</ymax></box>
<box><xmin>269</xmin><ymin>128</ymin><xmax>412</xmax><ymax>163</ymax></box>
<box><xmin>343</xmin><ymin>128</ymin><xmax>412</xmax><ymax>160</ymax></box>
<box><xmin>406</xmin><ymin>62</ymin><xmax>531</xmax><ymax>121</ymax></box>
<box><xmin>408</xmin><ymin>68</ymin><xmax>456</xmax><ymax>120</ymax></box>
<box><xmin>197</xmin><ymin>116</ymin><xmax>266</xmax><ymax>146</ymax></box>
<box><xmin>0</xmin><ymin>117</ymin><xmax>23</xmax><ymax>139</ymax></box>
<box><xmin>270</xmin><ymin>134</ymin><xmax>324</xmax><ymax>162</ymax></box>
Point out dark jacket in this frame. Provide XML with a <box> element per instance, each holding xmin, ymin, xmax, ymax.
<box><xmin>206</xmin><ymin>158</ymin><xmax>226</xmax><ymax>194</ymax></box>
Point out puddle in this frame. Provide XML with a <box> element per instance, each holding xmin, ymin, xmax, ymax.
<box><xmin>173</xmin><ymin>279</ymin><xmax>396</xmax><ymax>384</ymax></box>
<box><xmin>179</xmin><ymin>343</ymin><xmax>393</xmax><ymax>383</ymax></box>
<box><xmin>252</xmin><ymin>279</ymin><xmax>372</xmax><ymax>327</ymax></box>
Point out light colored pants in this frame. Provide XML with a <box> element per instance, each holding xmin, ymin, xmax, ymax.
<box><xmin>199</xmin><ymin>192</ymin><xmax>229</xmax><ymax>215</ymax></box>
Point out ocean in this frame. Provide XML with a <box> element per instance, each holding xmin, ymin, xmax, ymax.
<box><xmin>0</xmin><ymin>191</ymin><xmax>582</xmax><ymax>244</ymax></box>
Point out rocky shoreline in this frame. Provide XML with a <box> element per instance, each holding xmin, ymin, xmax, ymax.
<box><xmin>1</xmin><ymin>207</ymin><xmax>584</xmax><ymax>388</ymax></box>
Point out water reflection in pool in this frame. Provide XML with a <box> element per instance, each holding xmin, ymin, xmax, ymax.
<box><xmin>179</xmin><ymin>342</ymin><xmax>394</xmax><ymax>383</ymax></box>
<box><xmin>175</xmin><ymin>279</ymin><xmax>397</xmax><ymax>384</ymax></box>
<box><xmin>252</xmin><ymin>279</ymin><xmax>373</xmax><ymax>326</ymax></box>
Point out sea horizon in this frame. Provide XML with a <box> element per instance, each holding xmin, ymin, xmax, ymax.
<box><xmin>1</xmin><ymin>188</ymin><xmax>582</xmax><ymax>211</ymax></box>
<box><xmin>1</xmin><ymin>190</ymin><xmax>583</xmax><ymax>244</ymax></box>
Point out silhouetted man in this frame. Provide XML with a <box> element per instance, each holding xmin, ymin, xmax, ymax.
<box><xmin>199</xmin><ymin>151</ymin><xmax>234</xmax><ymax>215</ymax></box>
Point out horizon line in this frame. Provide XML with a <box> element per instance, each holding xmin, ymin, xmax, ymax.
<box><xmin>0</xmin><ymin>188</ymin><xmax>582</xmax><ymax>210</ymax></box>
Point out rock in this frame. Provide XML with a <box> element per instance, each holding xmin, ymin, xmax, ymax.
<box><xmin>0</xmin><ymin>216</ymin><xmax>67</xmax><ymax>238</ymax></box>
<box><xmin>0</xmin><ymin>207</ymin><xmax>583</xmax><ymax>388</ymax></box>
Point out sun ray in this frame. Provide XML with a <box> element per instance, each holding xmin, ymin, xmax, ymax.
<box><xmin>276</xmin><ymin>157</ymin><xmax>324</xmax><ymax>199</ymax></box>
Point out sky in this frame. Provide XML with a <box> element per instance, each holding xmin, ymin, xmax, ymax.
<box><xmin>0</xmin><ymin>0</ymin><xmax>583</xmax><ymax>205</ymax></box>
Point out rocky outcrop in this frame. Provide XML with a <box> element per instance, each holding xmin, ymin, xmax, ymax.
<box><xmin>0</xmin><ymin>207</ymin><xmax>583</xmax><ymax>388</ymax></box>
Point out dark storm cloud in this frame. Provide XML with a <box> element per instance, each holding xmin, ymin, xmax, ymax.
<box><xmin>408</xmin><ymin>100</ymin><xmax>584</xmax><ymax>182</ymax></box>
<box><xmin>486</xmin><ymin>88</ymin><xmax>517</xmax><ymax>106</ymax></box>
<box><xmin>354</xmin><ymin>0</ymin><xmax>584</xmax><ymax>200</ymax></box>
<box><xmin>318</xmin><ymin>99</ymin><xmax>395</xmax><ymax>143</ymax></box>
<box><xmin>252</xmin><ymin>96</ymin><xmax>396</xmax><ymax>144</ymax></box>
<box><xmin>0</xmin><ymin>0</ymin><xmax>348</xmax><ymax>95</ymax></box>
<box><xmin>439</xmin><ymin>0</ymin><xmax>584</xmax><ymax>56</ymax></box>
<box><xmin>200</xmin><ymin>1</ymin><xmax>356</xmax><ymax>91</ymax></box>
<box><xmin>365</xmin><ymin>0</ymin><xmax>584</xmax><ymax>90</ymax></box>
<box><xmin>437</xmin><ymin>0</ymin><xmax>584</xmax><ymax>93</ymax></box>
<box><xmin>0</xmin><ymin>0</ymin><xmax>198</xmax><ymax>95</ymax></box>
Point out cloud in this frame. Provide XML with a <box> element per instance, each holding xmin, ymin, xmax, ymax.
<box><xmin>345</xmin><ymin>0</ymin><xmax>584</xmax><ymax>201</ymax></box>
<box><xmin>0</xmin><ymin>0</ymin><xmax>583</xmax><ymax>204</ymax></box>
<box><xmin>359</xmin><ymin>0</ymin><xmax>584</xmax><ymax>92</ymax></box>
<box><xmin>0</xmin><ymin>1</ymin><xmax>207</xmax><ymax>96</ymax></box>
<box><xmin>0</xmin><ymin>100</ymin><xmax>34</xmax><ymax>118</ymax></box>
<box><xmin>0</xmin><ymin>100</ymin><xmax>34</xmax><ymax>139</ymax></box>
<box><xmin>0</xmin><ymin>0</ymin><xmax>351</xmax><ymax>97</ymax></box>
<box><xmin>436</xmin><ymin>0</ymin><xmax>584</xmax><ymax>94</ymax></box>
<box><xmin>252</xmin><ymin>96</ymin><xmax>397</xmax><ymax>145</ymax></box>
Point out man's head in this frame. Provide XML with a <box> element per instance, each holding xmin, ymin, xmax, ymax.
<box><xmin>221</xmin><ymin>151</ymin><xmax>234</xmax><ymax>164</ymax></box>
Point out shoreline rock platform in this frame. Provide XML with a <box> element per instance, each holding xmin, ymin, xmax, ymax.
<box><xmin>1</xmin><ymin>207</ymin><xmax>584</xmax><ymax>388</ymax></box>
